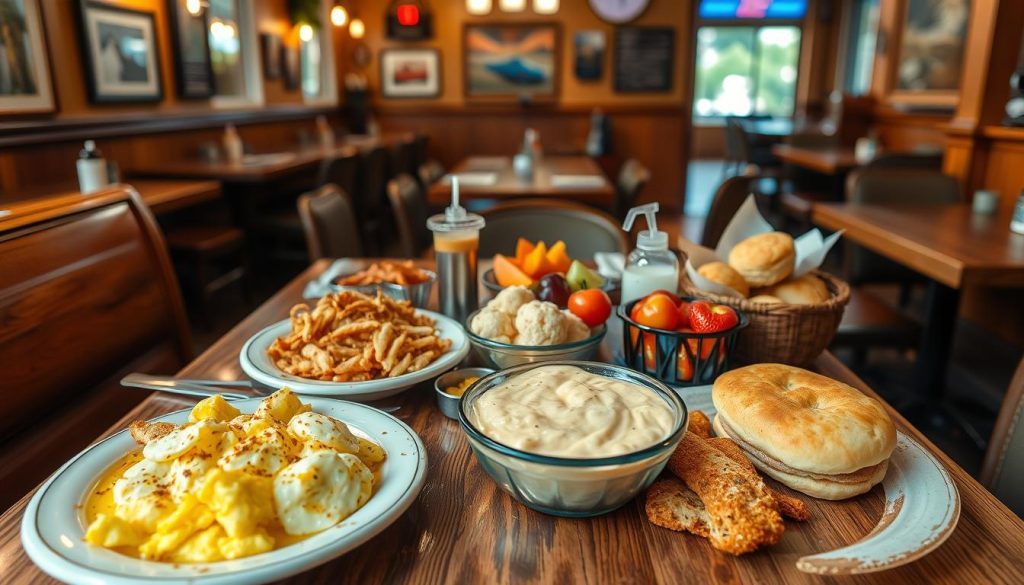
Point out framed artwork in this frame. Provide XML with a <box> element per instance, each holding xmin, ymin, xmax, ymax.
<box><xmin>890</xmin><ymin>0</ymin><xmax>970</xmax><ymax>108</ymax></box>
<box><xmin>0</xmin><ymin>0</ymin><xmax>55</xmax><ymax>114</ymax></box>
<box><xmin>380</xmin><ymin>48</ymin><xmax>441</xmax><ymax>99</ymax></box>
<box><xmin>261</xmin><ymin>33</ymin><xmax>281</xmax><ymax>80</ymax></box>
<box><xmin>574</xmin><ymin>30</ymin><xmax>605</xmax><ymax>81</ymax></box>
<box><xmin>78</xmin><ymin>1</ymin><xmax>163</xmax><ymax>103</ymax></box>
<box><xmin>283</xmin><ymin>44</ymin><xmax>300</xmax><ymax>91</ymax></box>
<box><xmin>463</xmin><ymin>23</ymin><xmax>559</xmax><ymax>100</ymax></box>
<box><xmin>166</xmin><ymin>0</ymin><xmax>214</xmax><ymax>98</ymax></box>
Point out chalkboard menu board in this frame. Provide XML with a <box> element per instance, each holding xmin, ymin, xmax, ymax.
<box><xmin>614</xmin><ymin>27</ymin><xmax>675</xmax><ymax>93</ymax></box>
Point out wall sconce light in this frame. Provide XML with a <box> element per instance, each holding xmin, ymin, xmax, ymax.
<box><xmin>533</xmin><ymin>0</ymin><xmax>558</xmax><ymax>14</ymax></box>
<box><xmin>349</xmin><ymin>18</ymin><xmax>365</xmax><ymax>39</ymax></box>
<box><xmin>466</xmin><ymin>0</ymin><xmax>492</xmax><ymax>15</ymax></box>
<box><xmin>185</xmin><ymin>0</ymin><xmax>203</xmax><ymax>16</ymax></box>
<box><xmin>499</xmin><ymin>0</ymin><xmax>526</xmax><ymax>12</ymax></box>
<box><xmin>299</xmin><ymin>23</ymin><xmax>314</xmax><ymax>42</ymax></box>
<box><xmin>331</xmin><ymin>4</ymin><xmax>348</xmax><ymax>27</ymax></box>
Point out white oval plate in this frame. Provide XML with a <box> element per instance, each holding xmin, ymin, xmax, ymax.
<box><xmin>21</xmin><ymin>398</ymin><xmax>427</xmax><ymax>585</ymax></box>
<box><xmin>680</xmin><ymin>386</ymin><xmax>960</xmax><ymax>574</ymax></box>
<box><xmin>240</xmin><ymin>309</ymin><xmax>469</xmax><ymax>401</ymax></box>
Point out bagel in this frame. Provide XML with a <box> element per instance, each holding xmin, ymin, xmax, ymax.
<box><xmin>697</xmin><ymin>261</ymin><xmax>749</xmax><ymax>297</ymax></box>
<box><xmin>711</xmin><ymin>364</ymin><xmax>896</xmax><ymax>500</ymax></box>
<box><xmin>727</xmin><ymin>232</ymin><xmax>795</xmax><ymax>287</ymax></box>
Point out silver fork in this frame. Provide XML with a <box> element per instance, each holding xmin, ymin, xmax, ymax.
<box><xmin>121</xmin><ymin>373</ymin><xmax>401</xmax><ymax>413</ymax></box>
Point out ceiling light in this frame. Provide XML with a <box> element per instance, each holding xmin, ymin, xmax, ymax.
<box><xmin>299</xmin><ymin>24</ymin><xmax>314</xmax><ymax>42</ymax></box>
<box><xmin>185</xmin><ymin>0</ymin><xmax>202</xmax><ymax>16</ymax></box>
<box><xmin>466</xmin><ymin>0</ymin><xmax>492</xmax><ymax>14</ymax></box>
<box><xmin>499</xmin><ymin>0</ymin><xmax>525</xmax><ymax>12</ymax></box>
<box><xmin>349</xmin><ymin>18</ymin><xmax>365</xmax><ymax>39</ymax></box>
<box><xmin>533</xmin><ymin>0</ymin><xmax>558</xmax><ymax>14</ymax></box>
<box><xmin>330</xmin><ymin>5</ymin><xmax>348</xmax><ymax>27</ymax></box>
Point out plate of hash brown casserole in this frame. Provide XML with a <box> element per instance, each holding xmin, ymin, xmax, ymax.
<box><xmin>241</xmin><ymin>290</ymin><xmax>470</xmax><ymax>401</ymax></box>
<box><xmin>21</xmin><ymin>389</ymin><xmax>427</xmax><ymax>585</ymax></box>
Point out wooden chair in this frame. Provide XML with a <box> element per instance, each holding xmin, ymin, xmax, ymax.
<box><xmin>317</xmin><ymin>146</ymin><xmax>359</xmax><ymax>197</ymax></box>
<box><xmin>387</xmin><ymin>173</ymin><xmax>431</xmax><ymax>258</ymax></box>
<box><xmin>165</xmin><ymin>224</ymin><xmax>250</xmax><ymax>328</ymax></box>
<box><xmin>297</xmin><ymin>184</ymin><xmax>364</xmax><ymax>261</ymax></box>
<box><xmin>357</xmin><ymin>145</ymin><xmax>389</xmax><ymax>254</ymax></box>
<box><xmin>479</xmin><ymin>199</ymin><xmax>628</xmax><ymax>258</ymax></box>
<box><xmin>980</xmin><ymin>357</ymin><xmax>1024</xmax><ymax>517</ymax></box>
<box><xmin>615</xmin><ymin>158</ymin><xmax>651</xmax><ymax>219</ymax></box>
<box><xmin>410</xmin><ymin>133</ymin><xmax>429</xmax><ymax>172</ymax></box>
<box><xmin>701</xmin><ymin>175</ymin><xmax>757</xmax><ymax>249</ymax></box>
<box><xmin>389</xmin><ymin>134</ymin><xmax>418</xmax><ymax>179</ymax></box>
<box><xmin>0</xmin><ymin>186</ymin><xmax>191</xmax><ymax>509</ymax></box>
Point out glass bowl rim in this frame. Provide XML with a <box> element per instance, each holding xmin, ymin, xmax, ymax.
<box><xmin>457</xmin><ymin>360</ymin><xmax>688</xmax><ymax>467</ymax></box>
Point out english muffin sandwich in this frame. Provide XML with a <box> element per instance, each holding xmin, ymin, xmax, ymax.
<box><xmin>727</xmin><ymin>232</ymin><xmax>795</xmax><ymax>287</ymax></box>
<box><xmin>711</xmin><ymin>364</ymin><xmax>896</xmax><ymax>500</ymax></box>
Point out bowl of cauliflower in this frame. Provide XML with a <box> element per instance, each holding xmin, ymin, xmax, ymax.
<box><xmin>466</xmin><ymin>286</ymin><xmax>606</xmax><ymax>369</ymax></box>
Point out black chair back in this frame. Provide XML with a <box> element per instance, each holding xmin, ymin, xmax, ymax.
<box><xmin>387</xmin><ymin>174</ymin><xmax>431</xmax><ymax>258</ymax></box>
<box><xmin>615</xmin><ymin>159</ymin><xmax>650</xmax><ymax>219</ymax></box>
<box><xmin>297</xmin><ymin>184</ymin><xmax>364</xmax><ymax>261</ymax></box>
<box><xmin>317</xmin><ymin>147</ymin><xmax>359</xmax><ymax>196</ymax></box>
<box><xmin>479</xmin><ymin>199</ymin><xmax>628</xmax><ymax>258</ymax></box>
<box><xmin>701</xmin><ymin>175</ymin><xmax>757</xmax><ymax>248</ymax></box>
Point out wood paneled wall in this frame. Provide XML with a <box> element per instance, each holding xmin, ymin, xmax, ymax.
<box><xmin>0</xmin><ymin>1</ymin><xmax>346</xmax><ymax>199</ymax></box>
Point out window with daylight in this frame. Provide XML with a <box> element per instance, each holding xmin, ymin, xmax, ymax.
<box><xmin>843</xmin><ymin>0</ymin><xmax>880</xmax><ymax>96</ymax></box>
<box><xmin>300</xmin><ymin>1</ymin><xmax>338</xmax><ymax>105</ymax></box>
<box><xmin>693</xmin><ymin>25</ymin><xmax>802</xmax><ymax>120</ymax></box>
<box><xmin>208</xmin><ymin>0</ymin><xmax>263</xmax><ymax>107</ymax></box>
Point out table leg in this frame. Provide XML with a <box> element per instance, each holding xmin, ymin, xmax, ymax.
<box><xmin>912</xmin><ymin>280</ymin><xmax>960</xmax><ymax>399</ymax></box>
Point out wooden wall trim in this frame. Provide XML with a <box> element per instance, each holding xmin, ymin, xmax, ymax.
<box><xmin>374</xmin><ymin>104</ymin><xmax>688</xmax><ymax>117</ymax></box>
<box><xmin>0</xmin><ymin>106</ymin><xmax>340</xmax><ymax>148</ymax></box>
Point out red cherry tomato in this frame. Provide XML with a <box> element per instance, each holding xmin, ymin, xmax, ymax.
<box><xmin>676</xmin><ymin>301</ymin><xmax>691</xmax><ymax>329</ymax></box>
<box><xmin>648</xmin><ymin>289</ymin><xmax>682</xmax><ymax>306</ymax></box>
<box><xmin>635</xmin><ymin>293</ymin><xmax>680</xmax><ymax>331</ymax></box>
<box><xmin>567</xmin><ymin>288</ymin><xmax>612</xmax><ymax>328</ymax></box>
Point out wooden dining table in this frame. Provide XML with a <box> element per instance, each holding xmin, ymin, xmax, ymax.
<box><xmin>427</xmin><ymin>155</ymin><xmax>616</xmax><ymax>210</ymax></box>
<box><xmin>772</xmin><ymin>144</ymin><xmax>860</xmax><ymax>175</ymax></box>
<box><xmin>2</xmin><ymin>258</ymin><xmax>1023</xmax><ymax>584</ymax></box>
<box><xmin>0</xmin><ymin>179</ymin><xmax>221</xmax><ymax>218</ymax></box>
<box><xmin>812</xmin><ymin>202</ymin><xmax>1024</xmax><ymax>412</ymax></box>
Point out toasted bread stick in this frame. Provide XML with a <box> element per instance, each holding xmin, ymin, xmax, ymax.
<box><xmin>688</xmin><ymin>410</ymin><xmax>712</xmax><ymax>439</ymax></box>
<box><xmin>645</xmin><ymin>478</ymin><xmax>710</xmax><ymax>537</ymax></box>
<box><xmin>707</xmin><ymin>437</ymin><xmax>811</xmax><ymax>521</ymax></box>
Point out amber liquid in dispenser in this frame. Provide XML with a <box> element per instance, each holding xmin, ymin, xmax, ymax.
<box><xmin>427</xmin><ymin>176</ymin><xmax>486</xmax><ymax>325</ymax></box>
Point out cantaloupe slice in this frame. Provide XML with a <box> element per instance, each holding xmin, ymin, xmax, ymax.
<box><xmin>545</xmin><ymin>241</ymin><xmax>571</xmax><ymax>274</ymax></box>
<box><xmin>514</xmin><ymin>238</ymin><xmax>535</xmax><ymax>265</ymax></box>
<box><xmin>522</xmin><ymin>241</ymin><xmax>554</xmax><ymax>278</ymax></box>
<box><xmin>494</xmin><ymin>254</ymin><xmax>534</xmax><ymax>287</ymax></box>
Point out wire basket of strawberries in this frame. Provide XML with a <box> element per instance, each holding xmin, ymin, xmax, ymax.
<box><xmin>619</xmin><ymin>292</ymin><xmax>749</xmax><ymax>387</ymax></box>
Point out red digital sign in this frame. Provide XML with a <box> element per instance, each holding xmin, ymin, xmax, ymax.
<box><xmin>396</xmin><ymin>4</ymin><xmax>419</xmax><ymax>26</ymax></box>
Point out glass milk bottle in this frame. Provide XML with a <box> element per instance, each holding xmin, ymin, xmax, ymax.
<box><xmin>620</xmin><ymin>203</ymin><xmax>680</xmax><ymax>304</ymax></box>
<box><xmin>427</xmin><ymin>177</ymin><xmax>486</xmax><ymax>324</ymax></box>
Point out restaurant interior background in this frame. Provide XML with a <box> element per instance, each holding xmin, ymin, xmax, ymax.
<box><xmin>2</xmin><ymin>0</ymin><xmax>1024</xmax><ymax>516</ymax></box>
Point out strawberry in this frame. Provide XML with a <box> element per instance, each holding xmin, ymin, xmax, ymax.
<box><xmin>688</xmin><ymin>301</ymin><xmax>739</xmax><ymax>333</ymax></box>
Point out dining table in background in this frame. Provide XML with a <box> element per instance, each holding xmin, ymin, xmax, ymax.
<box><xmin>772</xmin><ymin>144</ymin><xmax>860</xmax><ymax>176</ymax></box>
<box><xmin>427</xmin><ymin>155</ymin><xmax>616</xmax><ymax>210</ymax></box>
<box><xmin>742</xmin><ymin>118</ymin><xmax>795</xmax><ymax>140</ymax></box>
<box><xmin>2</xmin><ymin>258</ymin><xmax>1023</xmax><ymax>585</ymax></box>
<box><xmin>0</xmin><ymin>179</ymin><xmax>221</xmax><ymax>218</ymax></box>
<box><xmin>812</xmin><ymin>203</ymin><xmax>1024</xmax><ymax>432</ymax></box>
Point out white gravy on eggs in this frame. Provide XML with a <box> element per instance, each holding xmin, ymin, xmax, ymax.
<box><xmin>469</xmin><ymin>365</ymin><xmax>675</xmax><ymax>458</ymax></box>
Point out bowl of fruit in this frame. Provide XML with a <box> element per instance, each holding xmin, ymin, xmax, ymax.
<box><xmin>618</xmin><ymin>292</ymin><xmax>748</xmax><ymax>387</ymax></box>
<box><xmin>484</xmin><ymin>238</ymin><xmax>616</xmax><ymax>303</ymax></box>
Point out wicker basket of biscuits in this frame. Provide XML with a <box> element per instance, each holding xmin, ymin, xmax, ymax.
<box><xmin>683</xmin><ymin>231</ymin><xmax>850</xmax><ymax>366</ymax></box>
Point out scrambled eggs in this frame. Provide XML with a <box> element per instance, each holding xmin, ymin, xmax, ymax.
<box><xmin>84</xmin><ymin>389</ymin><xmax>384</xmax><ymax>563</ymax></box>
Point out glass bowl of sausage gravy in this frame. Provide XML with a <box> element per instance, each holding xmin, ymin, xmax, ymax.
<box><xmin>458</xmin><ymin>361</ymin><xmax>688</xmax><ymax>517</ymax></box>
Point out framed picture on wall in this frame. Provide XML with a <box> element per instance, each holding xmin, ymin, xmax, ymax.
<box><xmin>77</xmin><ymin>1</ymin><xmax>163</xmax><ymax>103</ymax></box>
<box><xmin>283</xmin><ymin>44</ymin><xmax>300</xmax><ymax>91</ymax></box>
<box><xmin>380</xmin><ymin>49</ymin><xmax>441</xmax><ymax>99</ymax></box>
<box><xmin>0</xmin><ymin>0</ymin><xmax>55</xmax><ymax>114</ymax></box>
<box><xmin>463</xmin><ymin>23</ymin><xmax>559</xmax><ymax>100</ymax></box>
<box><xmin>166</xmin><ymin>0</ymin><xmax>214</xmax><ymax>98</ymax></box>
<box><xmin>261</xmin><ymin>33</ymin><xmax>282</xmax><ymax>80</ymax></box>
<box><xmin>889</xmin><ymin>0</ymin><xmax>970</xmax><ymax>109</ymax></box>
<box><xmin>574</xmin><ymin>30</ymin><xmax>605</xmax><ymax>81</ymax></box>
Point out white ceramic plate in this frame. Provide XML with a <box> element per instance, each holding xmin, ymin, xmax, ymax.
<box><xmin>240</xmin><ymin>309</ymin><xmax>470</xmax><ymax>401</ymax></box>
<box><xmin>21</xmin><ymin>398</ymin><xmax>427</xmax><ymax>585</ymax></box>
<box><xmin>680</xmin><ymin>386</ymin><xmax>960</xmax><ymax>575</ymax></box>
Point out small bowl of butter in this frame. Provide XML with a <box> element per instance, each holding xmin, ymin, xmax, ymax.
<box><xmin>434</xmin><ymin>367</ymin><xmax>494</xmax><ymax>420</ymax></box>
<box><xmin>458</xmin><ymin>361</ymin><xmax>688</xmax><ymax>517</ymax></box>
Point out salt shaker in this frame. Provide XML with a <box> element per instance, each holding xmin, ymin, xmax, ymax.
<box><xmin>427</xmin><ymin>176</ymin><xmax>486</xmax><ymax>324</ymax></box>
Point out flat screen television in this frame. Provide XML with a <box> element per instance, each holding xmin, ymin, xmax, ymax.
<box><xmin>698</xmin><ymin>0</ymin><xmax>808</xmax><ymax>19</ymax></box>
